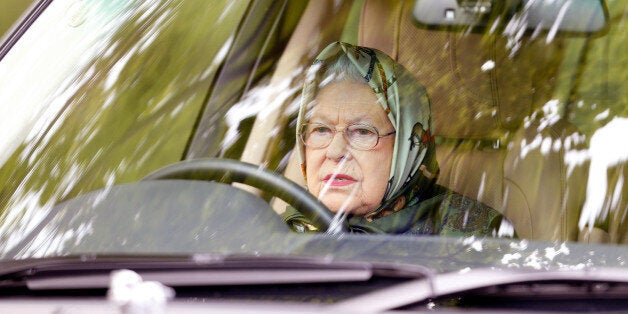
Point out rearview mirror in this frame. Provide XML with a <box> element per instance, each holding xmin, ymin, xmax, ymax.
<box><xmin>412</xmin><ymin>0</ymin><xmax>607</xmax><ymax>34</ymax></box>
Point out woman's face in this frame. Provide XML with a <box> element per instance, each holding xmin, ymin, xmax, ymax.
<box><xmin>305</xmin><ymin>81</ymin><xmax>395</xmax><ymax>215</ymax></box>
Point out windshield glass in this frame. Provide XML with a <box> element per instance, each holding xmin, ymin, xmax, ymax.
<box><xmin>0</xmin><ymin>0</ymin><xmax>626</xmax><ymax>263</ymax></box>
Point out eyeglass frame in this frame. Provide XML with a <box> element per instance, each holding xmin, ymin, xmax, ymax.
<box><xmin>299</xmin><ymin>122</ymin><xmax>396</xmax><ymax>151</ymax></box>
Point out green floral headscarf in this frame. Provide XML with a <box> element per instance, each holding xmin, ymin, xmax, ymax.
<box><xmin>297</xmin><ymin>42</ymin><xmax>439</xmax><ymax>219</ymax></box>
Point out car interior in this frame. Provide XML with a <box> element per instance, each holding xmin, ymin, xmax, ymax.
<box><xmin>223</xmin><ymin>0</ymin><xmax>626</xmax><ymax>243</ymax></box>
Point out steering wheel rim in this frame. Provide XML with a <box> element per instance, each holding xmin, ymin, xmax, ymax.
<box><xmin>142</xmin><ymin>158</ymin><xmax>345</xmax><ymax>232</ymax></box>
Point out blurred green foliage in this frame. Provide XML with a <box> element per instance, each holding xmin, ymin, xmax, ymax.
<box><xmin>0</xmin><ymin>0</ymin><xmax>33</xmax><ymax>38</ymax></box>
<box><xmin>567</xmin><ymin>0</ymin><xmax>628</xmax><ymax>138</ymax></box>
<box><xmin>0</xmin><ymin>0</ymin><xmax>251</xmax><ymax>217</ymax></box>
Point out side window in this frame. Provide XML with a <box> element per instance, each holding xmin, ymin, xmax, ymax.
<box><xmin>0</xmin><ymin>0</ymin><xmax>248</xmax><ymax>238</ymax></box>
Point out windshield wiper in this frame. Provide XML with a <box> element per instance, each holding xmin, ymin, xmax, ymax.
<box><xmin>333</xmin><ymin>267</ymin><xmax>628</xmax><ymax>312</ymax></box>
<box><xmin>0</xmin><ymin>254</ymin><xmax>431</xmax><ymax>291</ymax></box>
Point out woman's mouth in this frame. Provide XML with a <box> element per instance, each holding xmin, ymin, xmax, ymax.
<box><xmin>323</xmin><ymin>174</ymin><xmax>357</xmax><ymax>187</ymax></box>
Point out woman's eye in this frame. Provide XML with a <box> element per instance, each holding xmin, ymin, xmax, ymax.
<box><xmin>312</xmin><ymin>126</ymin><xmax>332</xmax><ymax>134</ymax></box>
<box><xmin>350</xmin><ymin>127</ymin><xmax>376</xmax><ymax>137</ymax></box>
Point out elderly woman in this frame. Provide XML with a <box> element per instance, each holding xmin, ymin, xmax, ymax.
<box><xmin>282</xmin><ymin>42</ymin><xmax>509</xmax><ymax>237</ymax></box>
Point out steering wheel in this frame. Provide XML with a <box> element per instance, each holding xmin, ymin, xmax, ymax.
<box><xmin>142</xmin><ymin>158</ymin><xmax>346</xmax><ymax>232</ymax></box>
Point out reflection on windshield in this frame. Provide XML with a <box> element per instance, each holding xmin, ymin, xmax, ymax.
<box><xmin>579</xmin><ymin>117</ymin><xmax>628</xmax><ymax>230</ymax></box>
<box><xmin>0</xmin><ymin>0</ymin><xmax>626</xmax><ymax>262</ymax></box>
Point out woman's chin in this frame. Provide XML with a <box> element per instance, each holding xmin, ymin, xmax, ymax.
<box><xmin>320</xmin><ymin>197</ymin><xmax>370</xmax><ymax>216</ymax></box>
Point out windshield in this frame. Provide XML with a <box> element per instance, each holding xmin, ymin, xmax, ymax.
<box><xmin>0</xmin><ymin>0</ymin><xmax>626</xmax><ymax>264</ymax></box>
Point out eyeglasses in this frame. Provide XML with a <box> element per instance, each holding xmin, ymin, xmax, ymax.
<box><xmin>299</xmin><ymin>122</ymin><xmax>395</xmax><ymax>150</ymax></box>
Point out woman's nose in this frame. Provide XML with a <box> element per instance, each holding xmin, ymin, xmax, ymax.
<box><xmin>325</xmin><ymin>132</ymin><xmax>350</xmax><ymax>161</ymax></box>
